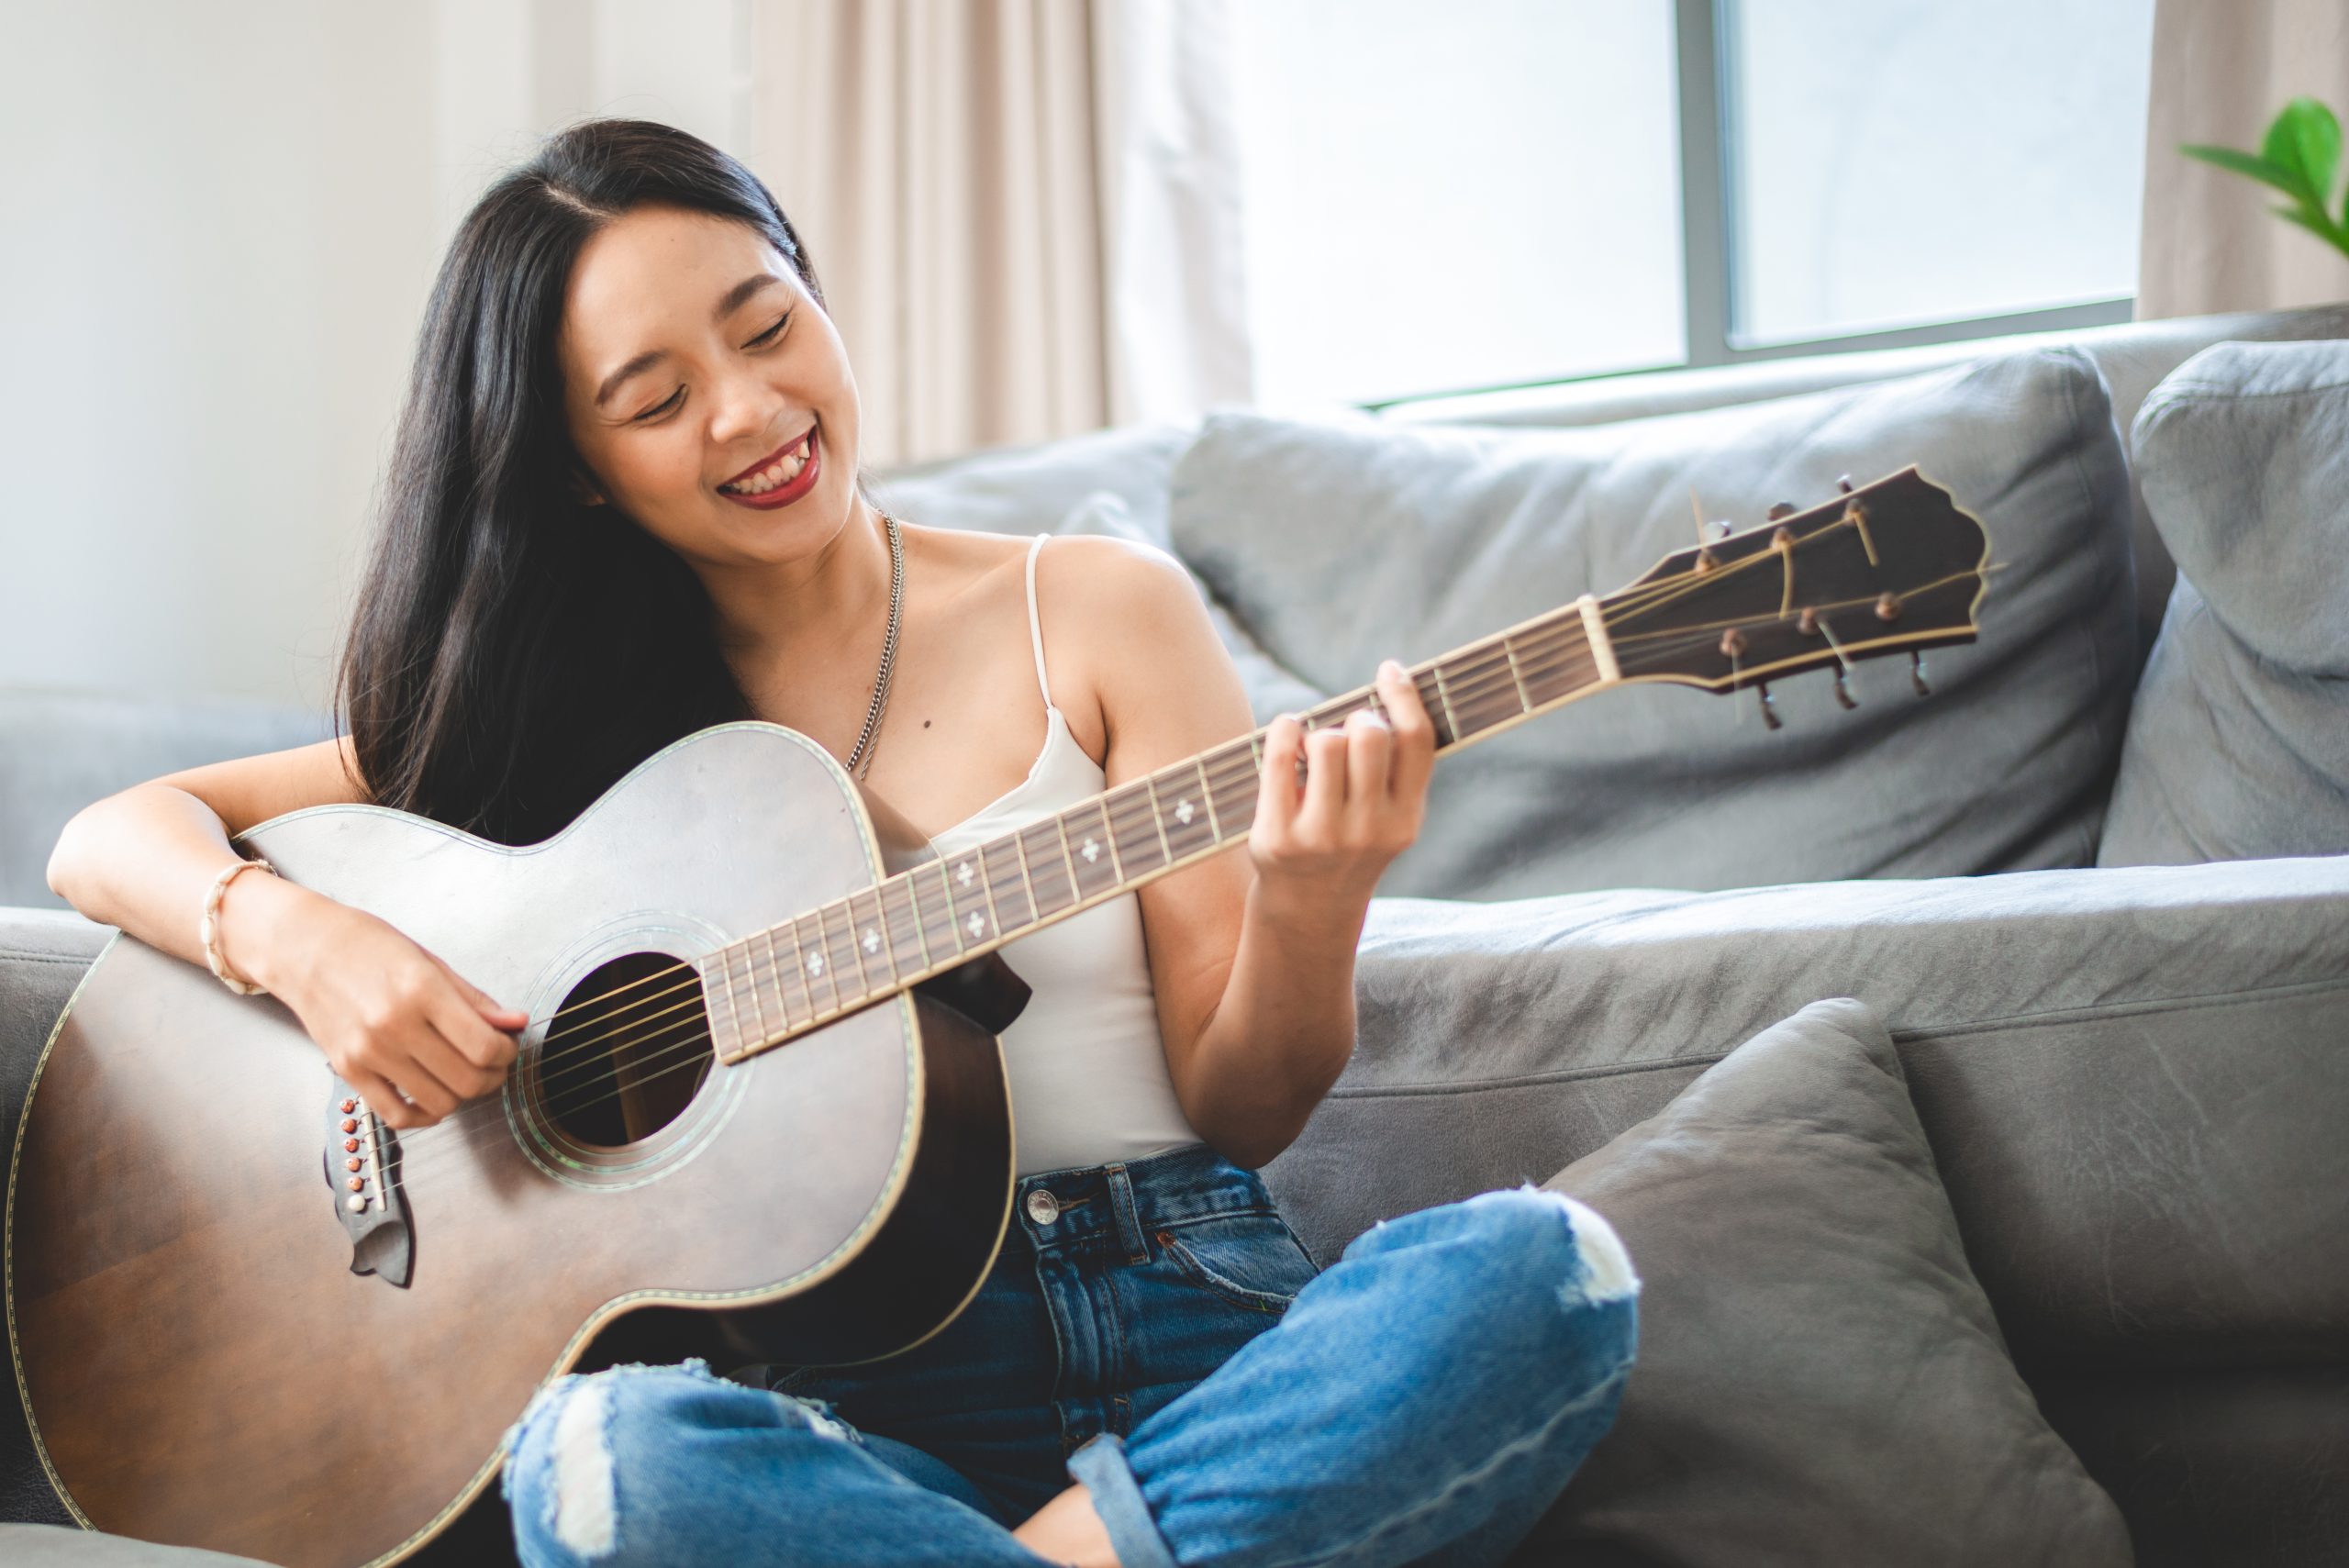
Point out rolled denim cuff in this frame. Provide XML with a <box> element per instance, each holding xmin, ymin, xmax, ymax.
<box><xmin>1064</xmin><ymin>1431</ymin><xmax>1179</xmax><ymax>1568</ymax></box>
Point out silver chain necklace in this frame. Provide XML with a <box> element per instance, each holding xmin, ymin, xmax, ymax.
<box><xmin>842</xmin><ymin>509</ymin><xmax>905</xmax><ymax>781</ymax></box>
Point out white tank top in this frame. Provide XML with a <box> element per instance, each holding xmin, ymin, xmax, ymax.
<box><xmin>925</xmin><ymin>533</ymin><xmax>1208</xmax><ymax>1177</ymax></box>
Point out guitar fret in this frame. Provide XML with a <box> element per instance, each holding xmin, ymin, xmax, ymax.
<box><xmin>813</xmin><ymin>903</ymin><xmax>856</xmax><ymax>1006</ymax></box>
<box><xmin>744</xmin><ymin>930</ymin><xmax>773</xmax><ymax>1044</ymax></box>
<box><xmin>1195</xmin><ymin>756</ymin><xmax>1222</xmax><ymax>842</ymax></box>
<box><xmin>973</xmin><ymin>846</ymin><xmax>1004</xmax><ymax>943</ymax></box>
<box><xmin>1500</xmin><ymin>638</ymin><xmax>1534</xmax><ymax>715</ymax></box>
<box><xmin>795</xmin><ymin>911</ymin><xmax>839</xmax><ymax>1016</ymax></box>
<box><xmin>1063</xmin><ymin>806</ymin><xmax>1118</xmax><ymax>901</ymax></box>
<box><xmin>848</xmin><ymin>887</ymin><xmax>895</xmax><ymax>989</ymax></box>
<box><xmin>1052</xmin><ymin>817</ymin><xmax>1085</xmax><ymax>904</ymax></box>
<box><xmin>709</xmin><ymin>949</ymin><xmax>743</xmax><ymax>1058</ymax></box>
<box><xmin>933</xmin><ymin>861</ymin><xmax>971</xmax><ymax>956</ymax></box>
<box><xmin>1425</xmin><ymin>666</ymin><xmax>1459</xmax><ymax>747</ymax></box>
<box><xmin>1021</xmin><ymin>820</ymin><xmax>1074</xmax><ymax>917</ymax></box>
<box><xmin>1095</xmin><ymin>796</ymin><xmax>1127</xmax><ymax>884</ymax></box>
<box><xmin>998</xmin><ymin>838</ymin><xmax>1036</xmax><ymax>929</ymax></box>
<box><xmin>884</xmin><ymin>875</ymin><xmax>931</xmax><ymax>974</ymax></box>
<box><xmin>1142</xmin><ymin>776</ymin><xmax>1175</xmax><ymax>864</ymax></box>
<box><xmin>773</xmin><ymin>924</ymin><xmax>812</xmax><ymax>1025</ymax></box>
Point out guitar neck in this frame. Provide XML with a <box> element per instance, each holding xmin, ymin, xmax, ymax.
<box><xmin>700</xmin><ymin>595</ymin><xmax>1618</xmax><ymax>1064</ymax></box>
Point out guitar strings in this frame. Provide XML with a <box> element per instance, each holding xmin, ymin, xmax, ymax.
<box><xmin>370</xmin><ymin>629</ymin><xmax>1610</xmax><ymax>1181</ymax></box>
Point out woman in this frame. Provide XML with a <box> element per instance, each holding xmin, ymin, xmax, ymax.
<box><xmin>45</xmin><ymin>118</ymin><xmax>1638</xmax><ymax>1568</ymax></box>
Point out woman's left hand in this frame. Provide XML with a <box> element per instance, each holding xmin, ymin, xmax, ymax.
<box><xmin>1248</xmin><ymin>658</ymin><xmax>1436</xmax><ymax>917</ymax></box>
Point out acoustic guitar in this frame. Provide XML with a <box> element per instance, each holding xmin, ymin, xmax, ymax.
<box><xmin>7</xmin><ymin>468</ymin><xmax>1987</xmax><ymax>1566</ymax></box>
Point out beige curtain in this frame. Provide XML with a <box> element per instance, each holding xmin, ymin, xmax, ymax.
<box><xmin>2137</xmin><ymin>0</ymin><xmax>2349</xmax><ymax>319</ymax></box>
<box><xmin>747</xmin><ymin>0</ymin><xmax>1252</xmax><ymax>469</ymax></box>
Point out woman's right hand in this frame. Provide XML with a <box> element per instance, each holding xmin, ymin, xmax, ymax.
<box><xmin>244</xmin><ymin>885</ymin><xmax>529</xmax><ymax>1130</ymax></box>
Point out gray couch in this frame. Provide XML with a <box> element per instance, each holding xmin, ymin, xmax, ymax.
<box><xmin>6</xmin><ymin>305</ymin><xmax>2347</xmax><ymax>1567</ymax></box>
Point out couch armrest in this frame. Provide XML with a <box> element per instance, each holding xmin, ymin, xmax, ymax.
<box><xmin>1264</xmin><ymin>856</ymin><xmax>2349</xmax><ymax>1375</ymax></box>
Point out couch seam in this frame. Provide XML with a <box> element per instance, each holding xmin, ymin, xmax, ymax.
<box><xmin>1327</xmin><ymin>973</ymin><xmax>2349</xmax><ymax>1098</ymax></box>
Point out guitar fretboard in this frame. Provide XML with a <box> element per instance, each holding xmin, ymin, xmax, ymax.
<box><xmin>698</xmin><ymin>595</ymin><xmax>1609</xmax><ymax>1062</ymax></box>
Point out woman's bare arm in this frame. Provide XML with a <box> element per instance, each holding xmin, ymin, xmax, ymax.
<box><xmin>44</xmin><ymin>737</ymin><xmax>525</xmax><ymax>1129</ymax></box>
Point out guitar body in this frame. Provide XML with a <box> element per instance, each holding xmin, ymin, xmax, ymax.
<box><xmin>6</xmin><ymin>722</ymin><xmax>1017</xmax><ymax>1567</ymax></box>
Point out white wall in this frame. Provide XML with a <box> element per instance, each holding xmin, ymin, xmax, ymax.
<box><xmin>0</xmin><ymin>0</ymin><xmax>747</xmax><ymax>711</ymax></box>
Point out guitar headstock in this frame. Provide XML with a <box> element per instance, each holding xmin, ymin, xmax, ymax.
<box><xmin>1599</xmin><ymin>468</ymin><xmax>1988</xmax><ymax>716</ymax></box>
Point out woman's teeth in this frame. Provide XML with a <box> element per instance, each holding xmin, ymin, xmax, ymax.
<box><xmin>720</xmin><ymin>434</ymin><xmax>811</xmax><ymax>495</ymax></box>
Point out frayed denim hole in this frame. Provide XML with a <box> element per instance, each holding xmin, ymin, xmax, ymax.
<box><xmin>1514</xmin><ymin>1185</ymin><xmax>1640</xmax><ymax>1305</ymax></box>
<box><xmin>776</xmin><ymin>1391</ymin><xmax>863</xmax><ymax>1446</ymax></box>
<box><xmin>543</xmin><ymin>1377</ymin><xmax>619</xmax><ymax>1560</ymax></box>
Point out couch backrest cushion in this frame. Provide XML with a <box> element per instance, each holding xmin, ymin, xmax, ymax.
<box><xmin>0</xmin><ymin>689</ymin><xmax>334</xmax><ymax>909</ymax></box>
<box><xmin>2098</xmin><ymin>339</ymin><xmax>2349</xmax><ymax>867</ymax></box>
<box><xmin>1164</xmin><ymin>348</ymin><xmax>2139</xmax><ymax>899</ymax></box>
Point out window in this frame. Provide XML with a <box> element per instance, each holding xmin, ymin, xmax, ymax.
<box><xmin>1225</xmin><ymin>0</ymin><xmax>2159</xmax><ymax>412</ymax></box>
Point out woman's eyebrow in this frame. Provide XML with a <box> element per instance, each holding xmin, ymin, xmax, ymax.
<box><xmin>594</xmin><ymin>272</ymin><xmax>786</xmax><ymax>408</ymax></box>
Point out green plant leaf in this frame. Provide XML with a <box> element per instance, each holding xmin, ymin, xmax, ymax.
<box><xmin>2260</xmin><ymin>95</ymin><xmax>2342</xmax><ymax>207</ymax></box>
<box><xmin>2181</xmin><ymin>142</ymin><xmax>2310</xmax><ymax>198</ymax></box>
<box><xmin>2276</xmin><ymin>202</ymin><xmax>2349</xmax><ymax>261</ymax></box>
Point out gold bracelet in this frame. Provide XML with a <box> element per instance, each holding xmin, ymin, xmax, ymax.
<box><xmin>199</xmin><ymin>857</ymin><xmax>276</xmax><ymax>996</ymax></box>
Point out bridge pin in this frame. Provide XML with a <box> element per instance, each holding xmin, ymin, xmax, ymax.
<box><xmin>340</xmin><ymin>1118</ymin><xmax>358</xmax><ymax>1134</ymax></box>
<box><xmin>340</xmin><ymin>1098</ymin><xmax>357</xmax><ymax>1114</ymax></box>
<box><xmin>346</xmin><ymin>1175</ymin><xmax>365</xmax><ymax>1193</ymax></box>
<box><xmin>343</xmin><ymin>1138</ymin><xmax>360</xmax><ymax>1153</ymax></box>
<box><xmin>344</xmin><ymin>1157</ymin><xmax>362</xmax><ymax>1173</ymax></box>
<box><xmin>344</xmin><ymin>1194</ymin><xmax>367</xmax><ymax>1213</ymax></box>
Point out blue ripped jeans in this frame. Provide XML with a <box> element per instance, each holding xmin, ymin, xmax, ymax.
<box><xmin>500</xmin><ymin>1143</ymin><xmax>1638</xmax><ymax>1568</ymax></box>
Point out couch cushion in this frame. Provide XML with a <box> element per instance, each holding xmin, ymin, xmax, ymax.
<box><xmin>1529</xmin><ymin>998</ymin><xmax>2130</xmax><ymax>1567</ymax></box>
<box><xmin>1164</xmin><ymin>347</ymin><xmax>2139</xmax><ymax>899</ymax></box>
<box><xmin>867</xmin><ymin>419</ymin><xmax>1197</xmax><ymax>541</ymax></box>
<box><xmin>2098</xmin><ymin>339</ymin><xmax>2349</xmax><ymax>867</ymax></box>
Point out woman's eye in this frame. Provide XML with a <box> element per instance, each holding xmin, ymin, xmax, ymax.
<box><xmin>633</xmin><ymin>315</ymin><xmax>788</xmax><ymax>423</ymax></box>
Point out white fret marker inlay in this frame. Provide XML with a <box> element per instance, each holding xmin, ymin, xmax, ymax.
<box><xmin>1081</xmin><ymin>838</ymin><xmax>1101</xmax><ymax>863</ymax></box>
<box><xmin>1175</xmin><ymin>798</ymin><xmax>1195</xmax><ymax>825</ymax></box>
<box><xmin>806</xmin><ymin>951</ymin><xmax>824</xmax><ymax>977</ymax></box>
<box><xmin>955</xmin><ymin>861</ymin><xmax>974</xmax><ymax>888</ymax></box>
<box><xmin>863</xmin><ymin>928</ymin><xmax>880</xmax><ymax>953</ymax></box>
<box><xmin>966</xmin><ymin>912</ymin><xmax>986</xmax><ymax>938</ymax></box>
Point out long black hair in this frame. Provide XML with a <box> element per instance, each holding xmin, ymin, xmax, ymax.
<box><xmin>339</xmin><ymin>117</ymin><xmax>857</xmax><ymax>844</ymax></box>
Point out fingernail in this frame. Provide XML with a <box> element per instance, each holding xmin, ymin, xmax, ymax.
<box><xmin>1380</xmin><ymin>659</ymin><xmax>1403</xmax><ymax>679</ymax></box>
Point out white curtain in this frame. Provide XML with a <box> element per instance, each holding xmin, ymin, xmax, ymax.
<box><xmin>2137</xmin><ymin>0</ymin><xmax>2349</xmax><ymax>319</ymax></box>
<box><xmin>747</xmin><ymin>0</ymin><xmax>1253</xmax><ymax>469</ymax></box>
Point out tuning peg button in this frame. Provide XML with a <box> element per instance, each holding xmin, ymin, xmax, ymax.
<box><xmin>1910</xmin><ymin>651</ymin><xmax>1932</xmax><ymax>696</ymax></box>
<box><xmin>1767</xmin><ymin>502</ymin><xmax>1797</xmax><ymax>521</ymax></box>
<box><xmin>1833</xmin><ymin>669</ymin><xmax>1858</xmax><ymax>709</ymax></box>
<box><xmin>1757</xmin><ymin>683</ymin><xmax>1784</xmax><ymax>730</ymax></box>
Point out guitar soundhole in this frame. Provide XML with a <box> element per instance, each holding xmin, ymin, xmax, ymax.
<box><xmin>538</xmin><ymin>951</ymin><xmax>715</xmax><ymax>1149</ymax></box>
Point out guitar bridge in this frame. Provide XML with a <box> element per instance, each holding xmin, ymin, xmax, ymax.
<box><xmin>323</xmin><ymin>1079</ymin><xmax>412</xmax><ymax>1287</ymax></box>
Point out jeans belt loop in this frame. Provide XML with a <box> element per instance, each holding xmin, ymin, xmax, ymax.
<box><xmin>1106</xmin><ymin>1162</ymin><xmax>1149</xmax><ymax>1264</ymax></box>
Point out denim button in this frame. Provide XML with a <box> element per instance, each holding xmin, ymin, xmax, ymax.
<box><xmin>1026</xmin><ymin>1189</ymin><xmax>1062</xmax><ymax>1225</ymax></box>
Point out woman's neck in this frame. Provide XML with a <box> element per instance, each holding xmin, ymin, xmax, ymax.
<box><xmin>701</xmin><ymin>495</ymin><xmax>896</xmax><ymax>673</ymax></box>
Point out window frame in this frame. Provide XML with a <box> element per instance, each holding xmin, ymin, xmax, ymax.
<box><xmin>1361</xmin><ymin>0</ymin><xmax>2135</xmax><ymax>413</ymax></box>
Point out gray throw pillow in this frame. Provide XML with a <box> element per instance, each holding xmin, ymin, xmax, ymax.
<box><xmin>2098</xmin><ymin>339</ymin><xmax>2349</xmax><ymax>867</ymax></box>
<box><xmin>1531</xmin><ymin>997</ymin><xmax>2131</xmax><ymax>1568</ymax></box>
<box><xmin>1165</xmin><ymin>348</ymin><xmax>2138</xmax><ymax>899</ymax></box>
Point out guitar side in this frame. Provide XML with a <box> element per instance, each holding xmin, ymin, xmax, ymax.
<box><xmin>6</xmin><ymin>722</ymin><xmax>1016</xmax><ymax>1568</ymax></box>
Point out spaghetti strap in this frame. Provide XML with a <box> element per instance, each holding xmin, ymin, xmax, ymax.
<box><xmin>1024</xmin><ymin>532</ymin><xmax>1055</xmax><ymax>711</ymax></box>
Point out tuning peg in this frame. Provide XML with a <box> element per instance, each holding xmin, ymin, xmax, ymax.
<box><xmin>1713</xmin><ymin>517</ymin><xmax>1734</xmax><ymax>539</ymax></box>
<box><xmin>1910</xmin><ymin>651</ymin><xmax>1932</xmax><ymax>696</ymax></box>
<box><xmin>1832</xmin><ymin>668</ymin><xmax>1858</xmax><ymax>709</ymax></box>
<box><xmin>1837</xmin><ymin>474</ymin><xmax>1855</xmax><ymax>495</ymax></box>
<box><xmin>1756</xmin><ymin>682</ymin><xmax>1784</xmax><ymax>730</ymax></box>
<box><xmin>1766</xmin><ymin>501</ymin><xmax>1798</xmax><ymax>521</ymax></box>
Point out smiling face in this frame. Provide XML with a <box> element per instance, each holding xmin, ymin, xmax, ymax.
<box><xmin>555</xmin><ymin>203</ymin><xmax>865</xmax><ymax>570</ymax></box>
